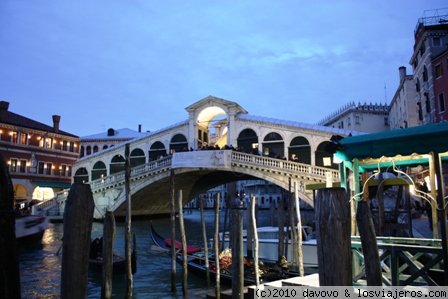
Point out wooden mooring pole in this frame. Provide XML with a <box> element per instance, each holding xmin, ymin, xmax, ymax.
<box><xmin>124</xmin><ymin>143</ymin><xmax>133</xmax><ymax>298</ymax></box>
<box><xmin>277</xmin><ymin>196</ymin><xmax>285</xmax><ymax>262</ymax></box>
<box><xmin>231</xmin><ymin>197</ymin><xmax>244</xmax><ymax>299</ymax></box>
<box><xmin>315</xmin><ymin>188</ymin><xmax>351</xmax><ymax>285</ymax></box>
<box><xmin>214</xmin><ymin>193</ymin><xmax>221</xmax><ymax>299</ymax></box>
<box><xmin>293</xmin><ymin>181</ymin><xmax>304</xmax><ymax>277</ymax></box>
<box><xmin>178</xmin><ymin>190</ymin><xmax>188</xmax><ymax>298</ymax></box>
<box><xmin>169</xmin><ymin>169</ymin><xmax>176</xmax><ymax>293</ymax></box>
<box><xmin>199</xmin><ymin>196</ymin><xmax>210</xmax><ymax>286</ymax></box>
<box><xmin>356</xmin><ymin>172</ymin><xmax>381</xmax><ymax>286</ymax></box>
<box><xmin>101</xmin><ymin>211</ymin><xmax>116</xmax><ymax>299</ymax></box>
<box><xmin>250</xmin><ymin>195</ymin><xmax>260</xmax><ymax>286</ymax></box>
<box><xmin>0</xmin><ymin>154</ymin><xmax>20</xmax><ymax>299</ymax></box>
<box><xmin>60</xmin><ymin>183</ymin><xmax>95</xmax><ymax>299</ymax></box>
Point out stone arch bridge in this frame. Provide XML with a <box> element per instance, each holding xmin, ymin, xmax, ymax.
<box><xmin>40</xmin><ymin>150</ymin><xmax>339</xmax><ymax>219</ymax></box>
<box><xmin>36</xmin><ymin>96</ymin><xmax>360</xmax><ymax>219</ymax></box>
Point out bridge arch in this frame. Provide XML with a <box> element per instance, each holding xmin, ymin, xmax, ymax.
<box><xmin>91</xmin><ymin>161</ymin><xmax>107</xmax><ymax>180</ymax></box>
<box><xmin>289</xmin><ymin>136</ymin><xmax>311</xmax><ymax>164</ymax></box>
<box><xmin>170</xmin><ymin>133</ymin><xmax>188</xmax><ymax>153</ymax></box>
<box><xmin>149</xmin><ymin>141</ymin><xmax>167</xmax><ymax>161</ymax></box>
<box><xmin>315</xmin><ymin>141</ymin><xmax>337</xmax><ymax>169</ymax></box>
<box><xmin>110</xmin><ymin>154</ymin><xmax>125</xmax><ymax>174</ymax></box>
<box><xmin>130</xmin><ymin>148</ymin><xmax>146</xmax><ymax>167</ymax></box>
<box><xmin>196</xmin><ymin>106</ymin><xmax>227</xmax><ymax>148</ymax></box>
<box><xmin>237</xmin><ymin>128</ymin><xmax>259</xmax><ymax>154</ymax></box>
<box><xmin>74</xmin><ymin>167</ymin><xmax>89</xmax><ymax>183</ymax></box>
<box><xmin>262</xmin><ymin>132</ymin><xmax>285</xmax><ymax>158</ymax></box>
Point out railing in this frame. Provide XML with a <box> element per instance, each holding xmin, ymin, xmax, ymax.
<box><xmin>230</xmin><ymin>151</ymin><xmax>339</xmax><ymax>181</ymax></box>
<box><xmin>33</xmin><ymin>152</ymin><xmax>339</xmax><ymax>216</ymax></box>
<box><xmin>351</xmin><ymin>236</ymin><xmax>444</xmax><ymax>286</ymax></box>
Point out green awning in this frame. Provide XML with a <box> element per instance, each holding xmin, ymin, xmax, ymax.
<box><xmin>335</xmin><ymin>122</ymin><xmax>448</xmax><ymax>162</ymax></box>
<box><xmin>34</xmin><ymin>181</ymin><xmax>71</xmax><ymax>189</ymax></box>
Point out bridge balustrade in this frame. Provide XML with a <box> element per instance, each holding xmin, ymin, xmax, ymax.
<box><xmin>230</xmin><ymin>151</ymin><xmax>339</xmax><ymax>180</ymax></box>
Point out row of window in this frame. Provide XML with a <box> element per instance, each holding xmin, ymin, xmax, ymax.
<box><xmin>8</xmin><ymin>158</ymin><xmax>72</xmax><ymax>176</ymax></box>
<box><xmin>0</xmin><ymin>130</ymin><xmax>78</xmax><ymax>152</ymax></box>
<box><xmin>80</xmin><ymin>144</ymin><xmax>115</xmax><ymax>157</ymax></box>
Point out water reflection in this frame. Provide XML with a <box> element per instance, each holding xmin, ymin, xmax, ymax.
<box><xmin>19</xmin><ymin>209</ymin><xmax>296</xmax><ymax>298</ymax></box>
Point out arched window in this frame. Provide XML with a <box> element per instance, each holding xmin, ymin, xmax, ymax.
<box><xmin>86</xmin><ymin>146</ymin><xmax>92</xmax><ymax>156</ymax></box>
<box><xmin>237</xmin><ymin>129</ymin><xmax>258</xmax><ymax>154</ymax></box>
<box><xmin>262</xmin><ymin>132</ymin><xmax>284</xmax><ymax>158</ymax></box>
<box><xmin>169</xmin><ymin>134</ymin><xmax>188</xmax><ymax>153</ymax></box>
<box><xmin>110</xmin><ymin>155</ymin><xmax>125</xmax><ymax>174</ymax></box>
<box><xmin>289</xmin><ymin>136</ymin><xmax>311</xmax><ymax>164</ymax></box>
<box><xmin>80</xmin><ymin>146</ymin><xmax>85</xmax><ymax>158</ymax></box>
<box><xmin>93</xmin><ymin>145</ymin><xmax>99</xmax><ymax>153</ymax></box>
<box><xmin>149</xmin><ymin>141</ymin><xmax>166</xmax><ymax>161</ymax></box>
<box><xmin>103</xmin><ymin>145</ymin><xmax>108</xmax><ymax>150</ymax></box>
<box><xmin>130</xmin><ymin>148</ymin><xmax>146</xmax><ymax>167</ymax></box>
<box><xmin>91</xmin><ymin>161</ymin><xmax>107</xmax><ymax>181</ymax></box>
<box><xmin>74</xmin><ymin>168</ymin><xmax>89</xmax><ymax>183</ymax></box>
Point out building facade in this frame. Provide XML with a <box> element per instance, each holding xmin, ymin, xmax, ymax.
<box><xmin>410</xmin><ymin>10</ymin><xmax>448</xmax><ymax>125</ymax></box>
<box><xmin>317</xmin><ymin>102</ymin><xmax>389</xmax><ymax>133</ymax></box>
<box><xmin>388</xmin><ymin>66</ymin><xmax>419</xmax><ymax>130</ymax></box>
<box><xmin>0</xmin><ymin>101</ymin><xmax>80</xmax><ymax>202</ymax></box>
<box><xmin>433</xmin><ymin>48</ymin><xmax>448</xmax><ymax>122</ymax></box>
<box><xmin>80</xmin><ymin>127</ymin><xmax>148</xmax><ymax>158</ymax></box>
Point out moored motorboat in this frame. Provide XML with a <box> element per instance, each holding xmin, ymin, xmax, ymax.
<box><xmin>15</xmin><ymin>215</ymin><xmax>50</xmax><ymax>245</ymax></box>
<box><xmin>219</xmin><ymin>226</ymin><xmax>318</xmax><ymax>268</ymax></box>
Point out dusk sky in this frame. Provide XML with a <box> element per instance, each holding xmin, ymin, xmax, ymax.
<box><xmin>1</xmin><ymin>1</ymin><xmax>447</xmax><ymax>137</ymax></box>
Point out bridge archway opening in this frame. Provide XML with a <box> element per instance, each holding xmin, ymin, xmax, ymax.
<box><xmin>92</xmin><ymin>161</ymin><xmax>107</xmax><ymax>181</ymax></box>
<box><xmin>237</xmin><ymin>128</ymin><xmax>258</xmax><ymax>154</ymax></box>
<box><xmin>74</xmin><ymin>167</ymin><xmax>89</xmax><ymax>183</ymax></box>
<box><xmin>110</xmin><ymin>154</ymin><xmax>125</xmax><ymax>174</ymax></box>
<box><xmin>131</xmin><ymin>148</ymin><xmax>146</xmax><ymax>167</ymax></box>
<box><xmin>315</xmin><ymin>141</ymin><xmax>338</xmax><ymax>169</ymax></box>
<box><xmin>196</xmin><ymin>106</ymin><xmax>228</xmax><ymax>149</ymax></box>
<box><xmin>170</xmin><ymin>134</ymin><xmax>188</xmax><ymax>153</ymax></box>
<box><xmin>14</xmin><ymin>183</ymin><xmax>28</xmax><ymax>199</ymax></box>
<box><xmin>262</xmin><ymin>132</ymin><xmax>284</xmax><ymax>158</ymax></box>
<box><xmin>149</xmin><ymin>141</ymin><xmax>167</xmax><ymax>161</ymax></box>
<box><xmin>289</xmin><ymin>136</ymin><xmax>311</xmax><ymax>164</ymax></box>
<box><xmin>86</xmin><ymin>146</ymin><xmax>92</xmax><ymax>156</ymax></box>
<box><xmin>80</xmin><ymin>146</ymin><xmax>85</xmax><ymax>158</ymax></box>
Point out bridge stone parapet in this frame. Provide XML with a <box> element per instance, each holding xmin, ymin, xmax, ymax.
<box><xmin>35</xmin><ymin>150</ymin><xmax>339</xmax><ymax>218</ymax></box>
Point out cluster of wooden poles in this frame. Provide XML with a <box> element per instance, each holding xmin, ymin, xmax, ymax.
<box><xmin>168</xmin><ymin>174</ymin><xmax>311</xmax><ymax>299</ymax></box>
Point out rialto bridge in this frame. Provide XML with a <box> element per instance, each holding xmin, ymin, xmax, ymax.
<box><xmin>36</xmin><ymin>96</ymin><xmax>362</xmax><ymax>218</ymax></box>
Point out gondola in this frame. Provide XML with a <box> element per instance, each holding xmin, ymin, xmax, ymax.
<box><xmin>89</xmin><ymin>235</ymin><xmax>137</xmax><ymax>274</ymax></box>
<box><xmin>150</xmin><ymin>225</ymin><xmax>296</xmax><ymax>285</ymax></box>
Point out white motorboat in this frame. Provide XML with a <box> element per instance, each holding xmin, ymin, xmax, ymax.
<box><xmin>15</xmin><ymin>215</ymin><xmax>50</xmax><ymax>245</ymax></box>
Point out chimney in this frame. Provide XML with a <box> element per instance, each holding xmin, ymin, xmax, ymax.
<box><xmin>0</xmin><ymin>101</ymin><xmax>9</xmax><ymax>111</ymax></box>
<box><xmin>0</xmin><ymin>101</ymin><xmax>9</xmax><ymax>122</ymax></box>
<box><xmin>138</xmin><ymin>124</ymin><xmax>142</xmax><ymax>133</ymax></box>
<box><xmin>399</xmin><ymin>66</ymin><xmax>407</xmax><ymax>81</ymax></box>
<box><xmin>52</xmin><ymin>115</ymin><xmax>61</xmax><ymax>132</ymax></box>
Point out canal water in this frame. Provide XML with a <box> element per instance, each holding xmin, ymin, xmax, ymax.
<box><xmin>19</xmin><ymin>209</ymin><xmax>310</xmax><ymax>298</ymax></box>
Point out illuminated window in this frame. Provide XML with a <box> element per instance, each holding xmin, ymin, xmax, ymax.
<box><xmin>38</xmin><ymin>162</ymin><xmax>53</xmax><ymax>175</ymax></box>
<box><xmin>11</xmin><ymin>131</ymin><xmax>18</xmax><ymax>144</ymax></box>
<box><xmin>20</xmin><ymin>133</ymin><xmax>27</xmax><ymax>145</ymax></box>
<box><xmin>10</xmin><ymin>159</ymin><xmax>17</xmax><ymax>172</ymax></box>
